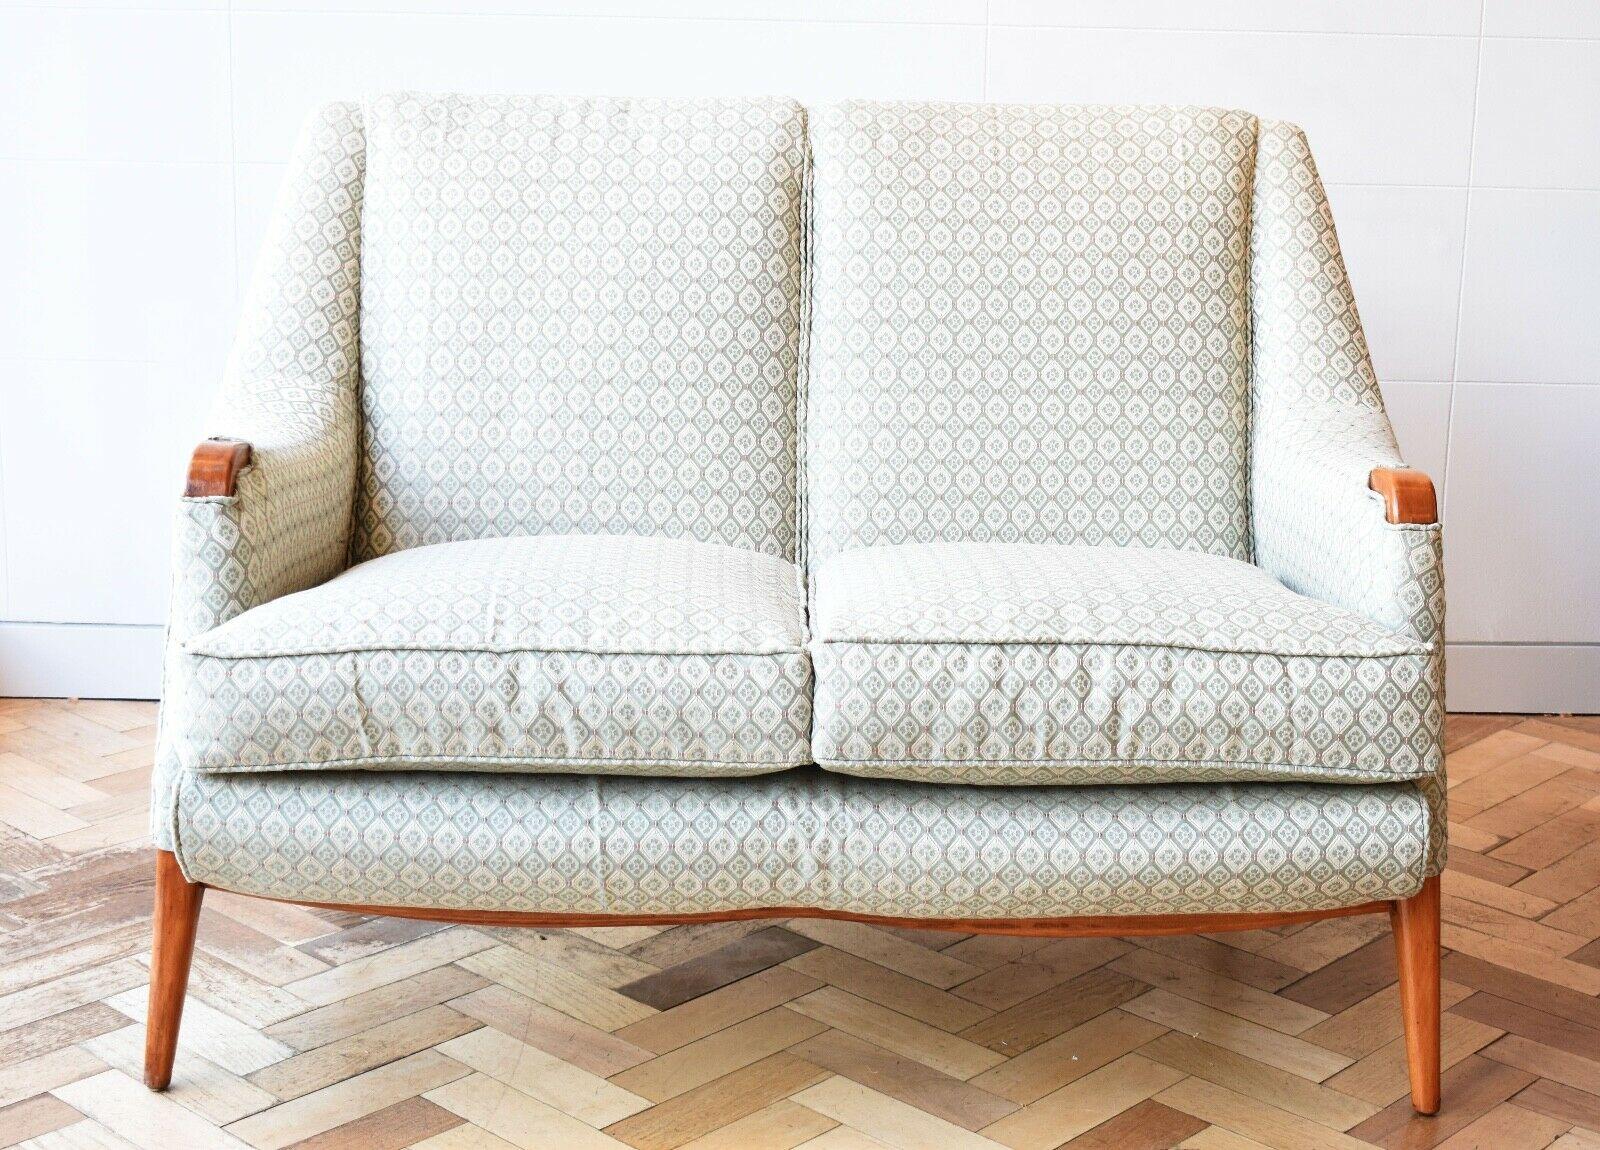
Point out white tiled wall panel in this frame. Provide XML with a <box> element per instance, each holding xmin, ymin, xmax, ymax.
<box><xmin>1328</xmin><ymin>187</ymin><xmax>1468</xmax><ymax>383</ymax></box>
<box><xmin>0</xmin><ymin>362</ymin><xmax>176</xmax><ymax>626</ymax></box>
<box><xmin>0</xmin><ymin>1</ymin><xmax>1596</xmax><ymax>710</ymax></box>
<box><xmin>1378</xmin><ymin>383</ymin><xmax>1453</xmax><ymax>496</ymax></box>
<box><xmin>991</xmin><ymin>1</ymin><xmax>1483</xmax><ymax>35</ymax></box>
<box><xmin>229</xmin><ymin>12</ymin><xmax>986</xmax><ymax>162</ymax></box>
<box><xmin>0</xmin><ymin>9</ymin><xmax>230</xmax><ymax>162</ymax></box>
<box><xmin>0</xmin><ymin>161</ymin><xmax>234</xmax><ymax>367</ymax></box>
<box><xmin>1456</xmin><ymin>189</ymin><xmax>1600</xmax><ymax>385</ymax></box>
<box><xmin>1444</xmin><ymin>384</ymin><xmax>1600</xmax><ymax>644</ymax></box>
<box><xmin>1482</xmin><ymin>0</ymin><xmax>1600</xmax><ymax>39</ymax></box>
<box><xmin>1472</xmin><ymin>38</ymin><xmax>1600</xmax><ymax>188</ymax></box>
<box><xmin>984</xmin><ymin>26</ymin><xmax>1478</xmax><ymax>184</ymax></box>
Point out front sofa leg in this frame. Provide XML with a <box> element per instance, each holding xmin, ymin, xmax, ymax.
<box><xmin>145</xmin><ymin>850</ymin><xmax>204</xmax><ymax>1090</ymax></box>
<box><xmin>1391</xmin><ymin>873</ymin><xmax>1441</xmax><ymax>1115</ymax></box>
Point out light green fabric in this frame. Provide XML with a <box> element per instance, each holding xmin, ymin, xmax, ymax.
<box><xmin>153</xmin><ymin>97</ymin><xmax>1449</xmax><ymax>916</ymax></box>
<box><xmin>174</xmin><ymin>535</ymin><xmax>811</xmax><ymax>776</ymax></box>
<box><xmin>811</xmin><ymin>543</ymin><xmax>1438</xmax><ymax>786</ymax></box>
<box><xmin>805</xmin><ymin>102</ymin><xmax>1256</xmax><ymax>570</ymax></box>
<box><xmin>1247</xmin><ymin>120</ymin><xmax>1447</xmax><ymax>868</ymax></box>
<box><xmin>355</xmin><ymin>93</ymin><xmax>807</xmax><ymax>562</ymax></box>
<box><xmin>155</xmin><ymin>102</ymin><xmax>366</xmax><ymax>843</ymax></box>
<box><xmin>166</xmin><ymin>767</ymin><xmax>1435</xmax><ymax>918</ymax></box>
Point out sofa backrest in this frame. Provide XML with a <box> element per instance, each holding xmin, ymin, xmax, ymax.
<box><xmin>805</xmin><ymin>102</ymin><xmax>1257</xmax><ymax>569</ymax></box>
<box><xmin>353</xmin><ymin>93</ymin><xmax>807</xmax><ymax>562</ymax></box>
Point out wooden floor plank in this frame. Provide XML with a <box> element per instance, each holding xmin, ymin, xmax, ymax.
<box><xmin>81</xmin><ymin>1023</ymin><xmax>277</xmax><ymax>1126</ymax></box>
<box><xmin>603</xmin><ymin>1052</ymin><xmax>827</xmax><ymax>1150</ymax></box>
<box><xmin>616</xmin><ymin>928</ymin><xmax>818</xmax><ymax>1012</ymax></box>
<box><xmin>435</xmin><ymin>1024</ymin><xmax>651</xmax><ymax>1127</ymax></box>
<box><xmin>225</xmin><ymin>1050</ymin><xmax>468</xmax><ymax>1150</ymax></box>
<box><xmin>613</xmin><ymin>967</ymin><xmax>821</xmax><ymax>1055</ymax></box>
<box><xmin>787</xmin><ymin>985</ymin><xmax>1008</xmax><ymax>1080</ymax></box>
<box><xmin>790</xmin><ymin>1027</ymin><xmax>1018</xmax><ymax>1131</ymax></box>
<box><xmin>0</xmin><ymin>1092</ymin><xmax>84</xmax><ymax>1148</ymax></box>
<box><xmin>609</xmin><ymin>1006</ymin><xmax>824</xmax><ymax>1103</ymax></box>
<box><xmin>792</xmin><ymin>1075</ymin><xmax>1012</xmax><ymax>1150</ymax></box>
<box><xmin>980</xmin><ymin>1053</ymin><xmax>1184</xmax><ymax>1150</ymax></box>
<box><xmin>283</xmin><ymin>1095</ymin><xmax>463</xmax><ymax>1150</ymax></box>
<box><xmin>1348</xmin><ymin>1052</ymin><xmax>1536</xmax><ymax>1150</ymax></box>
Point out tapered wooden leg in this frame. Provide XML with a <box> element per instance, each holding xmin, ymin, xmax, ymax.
<box><xmin>145</xmin><ymin>849</ymin><xmax>204</xmax><ymax>1091</ymax></box>
<box><xmin>1391</xmin><ymin>873</ymin><xmax>1441</xmax><ymax>1115</ymax></box>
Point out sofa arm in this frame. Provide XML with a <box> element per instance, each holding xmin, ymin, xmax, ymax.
<box><xmin>1252</xmin><ymin>425</ymin><xmax>1443</xmax><ymax>643</ymax></box>
<box><xmin>165</xmin><ymin>101</ymin><xmax>366</xmax><ymax>643</ymax></box>
<box><xmin>1370</xmin><ymin>467</ymin><xmax>1438</xmax><ymax>526</ymax></box>
<box><xmin>169</xmin><ymin>413</ymin><xmax>356</xmax><ymax>639</ymax></box>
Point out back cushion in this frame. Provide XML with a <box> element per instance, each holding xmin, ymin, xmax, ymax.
<box><xmin>806</xmin><ymin>102</ymin><xmax>1257</xmax><ymax>567</ymax></box>
<box><xmin>355</xmin><ymin>93</ymin><xmax>807</xmax><ymax>561</ymax></box>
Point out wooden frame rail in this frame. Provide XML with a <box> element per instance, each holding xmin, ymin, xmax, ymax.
<box><xmin>144</xmin><ymin>849</ymin><xmax>1442</xmax><ymax>1113</ymax></box>
<box><xmin>237</xmin><ymin>894</ymin><xmax>1391</xmax><ymax>937</ymax></box>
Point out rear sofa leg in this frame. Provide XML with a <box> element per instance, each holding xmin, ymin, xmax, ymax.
<box><xmin>1391</xmin><ymin>873</ymin><xmax>1441</xmax><ymax>1115</ymax></box>
<box><xmin>145</xmin><ymin>850</ymin><xmax>204</xmax><ymax>1090</ymax></box>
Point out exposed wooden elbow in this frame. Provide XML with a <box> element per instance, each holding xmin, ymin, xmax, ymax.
<box><xmin>184</xmin><ymin>438</ymin><xmax>253</xmax><ymax>498</ymax></box>
<box><xmin>1369</xmin><ymin>467</ymin><xmax>1438</xmax><ymax>525</ymax></box>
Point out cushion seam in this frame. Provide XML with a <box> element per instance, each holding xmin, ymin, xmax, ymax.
<box><xmin>815</xmin><ymin>756</ymin><xmax>1431</xmax><ymax>777</ymax></box>
<box><xmin>810</xmin><ymin>636</ymin><xmax>1430</xmax><ymax>659</ymax></box>
<box><xmin>185</xmin><ymin>642</ymin><xmax>811</xmax><ymax>660</ymax></box>
<box><xmin>190</xmin><ymin>754</ymin><xmax>812</xmax><ymax>772</ymax></box>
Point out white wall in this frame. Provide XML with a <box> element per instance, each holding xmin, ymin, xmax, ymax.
<box><xmin>1</xmin><ymin>0</ymin><xmax>1596</xmax><ymax>711</ymax></box>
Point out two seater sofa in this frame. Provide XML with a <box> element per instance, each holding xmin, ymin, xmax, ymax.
<box><xmin>146</xmin><ymin>94</ymin><xmax>1446</xmax><ymax>1113</ymax></box>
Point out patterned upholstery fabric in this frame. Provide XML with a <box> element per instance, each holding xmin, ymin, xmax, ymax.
<box><xmin>805</xmin><ymin>102</ymin><xmax>1256</xmax><ymax>570</ymax></box>
<box><xmin>1247</xmin><ymin>120</ymin><xmax>1447</xmax><ymax>865</ymax></box>
<box><xmin>166</xmin><ymin>767</ymin><xmax>1434</xmax><ymax>918</ymax></box>
<box><xmin>171</xmin><ymin>535</ymin><xmax>810</xmax><ymax>776</ymax></box>
<box><xmin>811</xmin><ymin>543</ymin><xmax>1437</xmax><ymax>786</ymax></box>
<box><xmin>152</xmin><ymin>97</ymin><xmax>1448</xmax><ymax>916</ymax></box>
<box><xmin>155</xmin><ymin>101</ymin><xmax>367</xmax><ymax>835</ymax></box>
<box><xmin>355</xmin><ymin>93</ymin><xmax>807</xmax><ymax>562</ymax></box>
<box><xmin>1250</xmin><ymin>122</ymin><xmax>1445</xmax><ymax>647</ymax></box>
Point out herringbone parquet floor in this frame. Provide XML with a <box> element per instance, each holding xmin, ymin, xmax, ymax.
<box><xmin>1</xmin><ymin>699</ymin><xmax>1598</xmax><ymax>1149</ymax></box>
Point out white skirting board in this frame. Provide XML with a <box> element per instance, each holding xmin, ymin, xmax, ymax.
<box><xmin>0</xmin><ymin>622</ymin><xmax>164</xmax><ymax>700</ymax></box>
<box><xmin>0</xmin><ymin>622</ymin><xmax>1596</xmax><ymax>713</ymax></box>
<box><xmin>1445</xmin><ymin>644</ymin><xmax>1600</xmax><ymax>715</ymax></box>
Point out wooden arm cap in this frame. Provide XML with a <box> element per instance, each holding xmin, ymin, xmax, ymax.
<box><xmin>185</xmin><ymin>437</ymin><xmax>253</xmax><ymax>498</ymax></box>
<box><xmin>1369</xmin><ymin>467</ymin><xmax>1438</xmax><ymax>525</ymax></box>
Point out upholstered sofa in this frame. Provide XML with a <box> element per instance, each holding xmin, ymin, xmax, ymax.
<box><xmin>146</xmin><ymin>94</ymin><xmax>1445</xmax><ymax>1113</ymax></box>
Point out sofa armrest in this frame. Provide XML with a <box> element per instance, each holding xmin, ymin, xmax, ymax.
<box><xmin>1252</xmin><ymin>414</ymin><xmax>1442</xmax><ymax>642</ymax></box>
<box><xmin>1370</xmin><ymin>467</ymin><xmax>1438</xmax><ymax>526</ymax></box>
<box><xmin>165</xmin><ymin>101</ymin><xmax>366</xmax><ymax>643</ymax></box>
<box><xmin>169</xmin><ymin>412</ymin><xmax>356</xmax><ymax>640</ymax></box>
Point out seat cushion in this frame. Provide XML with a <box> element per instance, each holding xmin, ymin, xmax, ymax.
<box><xmin>174</xmin><ymin>535</ymin><xmax>811</xmax><ymax>776</ymax></box>
<box><xmin>811</xmin><ymin>543</ymin><xmax>1440</xmax><ymax>786</ymax></box>
<box><xmin>166</xmin><ymin>766</ymin><xmax>1436</xmax><ymax>919</ymax></box>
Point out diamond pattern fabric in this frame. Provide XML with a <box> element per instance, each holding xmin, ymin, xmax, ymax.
<box><xmin>811</xmin><ymin>543</ymin><xmax>1438</xmax><ymax>786</ymax></box>
<box><xmin>815</xmin><ymin>543</ymin><xmax>1424</xmax><ymax>656</ymax></box>
<box><xmin>167</xmin><ymin>767</ymin><xmax>1434</xmax><ymax>918</ymax></box>
<box><xmin>152</xmin><ymin>96</ymin><xmax>1449</xmax><ymax>919</ymax></box>
<box><xmin>1247</xmin><ymin>120</ymin><xmax>1447</xmax><ymax>865</ymax></box>
<box><xmin>155</xmin><ymin>101</ymin><xmax>367</xmax><ymax>838</ymax></box>
<box><xmin>354</xmin><ymin>93</ymin><xmax>806</xmax><ymax>562</ymax></box>
<box><xmin>171</xmin><ymin>535</ymin><xmax>811</xmax><ymax>777</ymax></box>
<box><xmin>805</xmin><ymin>102</ymin><xmax>1256</xmax><ymax>570</ymax></box>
